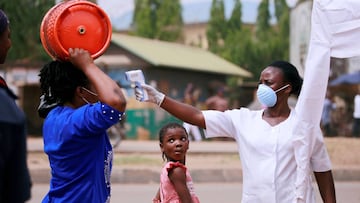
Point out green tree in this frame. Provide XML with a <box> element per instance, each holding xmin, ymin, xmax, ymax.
<box><xmin>227</xmin><ymin>0</ymin><xmax>242</xmax><ymax>34</ymax></box>
<box><xmin>132</xmin><ymin>0</ymin><xmax>158</xmax><ymax>38</ymax></box>
<box><xmin>220</xmin><ymin>0</ymin><xmax>291</xmax><ymax>80</ymax></box>
<box><xmin>223</xmin><ymin>28</ymin><xmax>254</xmax><ymax>69</ymax></box>
<box><xmin>222</xmin><ymin>0</ymin><xmax>244</xmax><ymax>63</ymax></box>
<box><xmin>1</xmin><ymin>0</ymin><xmax>54</xmax><ymax>62</ymax></box>
<box><xmin>155</xmin><ymin>0</ymin><xmax>183</xmax><ymax>41</ymax></box>
<box><xmin>255</xmin><ymin>0</ymin><xmax>271</xmax><ymax>41</ymax></box>
<box><xmin>206</xmin><ymin>0</ymin><xmax>227</xmax><ymax>53</ymax></box>
<box><xmin>274</xmin><ymin>0</ymin><xmax>290</xmax><ymax>60</ymax></box>
<box><xmin>274</xmin><ymin>0</ymin><xmax>287</xmax><ymax>20</ymax></box>
<box><xmin>132</xmin><ymin>0</ymin><xmax>183</xmax><ymax>42</ymax></box>
<box><xmin>243</xmin><ymin>0</ymin><xmax>291</xmax><ymax>79</ymax></box>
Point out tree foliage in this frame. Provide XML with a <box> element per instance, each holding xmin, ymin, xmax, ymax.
<box><xmin>210</xmin><ymin>0</ymin><xmax>291</xmax><ymax>81</ymax></box>
<box><xmin>132</xmin><ymin>0</ymin><xmax>183</xmax><ymax>42</ymax></box>
<box><xmin>0</xmin><ymin>0</ymin><xmax>54</xmax><ymax>63</ymax></box>
<box><xmin>255</xmin><ymin>0</ymin><xmax>271</xmax><ymax>41</ymax></box>
<box><xmin>227</xmin><ymin>0</ymin><xmax>242</xmax><ymax>34</ymax></box>
<box><xmin>132</xmin><ymin>0</ymin><xmax>158</xmax><ymax>38</ymax></box>
<box><xmin>131</xmin><ymin>0</ymin><xmax>290</xmax><ymax>81</ymax></box>
<box><xmin>275</xmin><ymin>0</ymin><xmax>290</xmax><ymax>60</ymax></box>
<box><xmin>155</xmin><ymin>0</ymin><xmax>183</xmax><ymax>41</ymax></box>
<box><xmin>206</xmin><ymin>0</ymin><xmax>227</xmax><ymax>53</ymax></box>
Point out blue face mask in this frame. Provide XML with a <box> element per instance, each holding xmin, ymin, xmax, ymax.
<box><xmin>256</xmin><ymin>84</ymin><xmax>290</xmax><ymax>107</ymax></box>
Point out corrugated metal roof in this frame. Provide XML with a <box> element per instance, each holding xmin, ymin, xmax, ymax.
<box><xmin>110</xmin><ymin>33</ymin><xmax>253</xmax><ymax>78</ymax></box>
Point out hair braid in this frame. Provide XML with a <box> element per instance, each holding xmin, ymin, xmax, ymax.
<box><xmin>39</xmin><ymin>61</ymin><xmax>88</xmax><ymax>104</ymax></box>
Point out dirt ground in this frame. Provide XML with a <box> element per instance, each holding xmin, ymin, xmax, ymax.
<box><xmin>323</xmin><ymin>137</ymin><xmax>360</xmax><ymax>168</ymax></box>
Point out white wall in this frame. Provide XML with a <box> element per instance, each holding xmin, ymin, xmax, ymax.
<box><xmin>289</xmin><ymin>1</ymin><xmax>312</xmax><ymax>78</ymax></box>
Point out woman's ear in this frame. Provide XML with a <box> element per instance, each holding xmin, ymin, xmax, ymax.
<box><xmin>70</xmin><ymin>86</ymin><xmax>87</xmax><ymax>107</ymax></box>
<box><xmin>76</xmin><ymin>86</ymin><xmax>84</xmax><ymax>97</ymax></box>
<box><xmin>286</xmin><ymin>84</ymin><xmax>292</xmax><ymax>94</ymax></box>
<box><xmin>74</xmin><ymin>86</ymin><xmax>87</xmax><ymax>103</ymax></box>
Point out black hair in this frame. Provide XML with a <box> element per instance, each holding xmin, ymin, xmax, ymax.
<box><xmin>158</xmin><ymin>122</ymin><xmax>188</xmax><ymax>161</ymax></box>
<box><xmin>0</xmin><ymin>9</ymin><xmax>9</xmax><ymax>35</ymax></box>
<box><xmin>268</xmin><ymin>60</ymin><xmax>303</xmax><ymax>96</ymax></box>
<box><xmin>39</xmin><ymin>60</ymin><xmax>89</xmax><ymax>105</ymax></box>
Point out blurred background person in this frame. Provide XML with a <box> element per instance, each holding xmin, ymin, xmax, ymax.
<box><xmin>321</xmin><ymin>90</ymin><xmax>336</xmax><ymax>137</ymax></box>
<box><xmin>183</xmin><ymin>83</ymin><xmax>203</xmax><ymax>141</ymax></box>
<box><xmin>205</xmin><ymin>86</ymin><xmax>229</xmax><ymax>112</ymax></box>
<box><xmin>205</xmin><ymin>84</ymin><xmax>232</xmax><ymax>141</ymax></box>
<box><xmin>352</xmin><ymin>85</ymin><xmax>360</xmax><ymax>137</ymax></box>
<box><xmin>0</xmin><ymin>9</ymin><xmax>32</xmax><ymax>203</ymax></box>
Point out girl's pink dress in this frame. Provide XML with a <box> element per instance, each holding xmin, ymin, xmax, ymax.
<box><xmin>159</xmin><ymin>161</ymin><xmax>200</xmax><ymax>203</ymax></box>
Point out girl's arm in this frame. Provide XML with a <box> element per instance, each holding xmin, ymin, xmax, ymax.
<box><xmin>152</xmin><ymin>188</ymin><xmax>160</xmax><ymax>203</ymax></box>
<box><xmin>314</xmin><ymin>170</ymin><xmax>336</xmax><ymax>203</ymax></box>
<box><xmin>168</xmin><ymin>167</ymin><xmax>194</xmax><ymax>203</ymax></box>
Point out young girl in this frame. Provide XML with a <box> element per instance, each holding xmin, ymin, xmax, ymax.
<box><xmin>153</xmin><ymin>123</ymin><xmax>200</xmax><ymax>203</ymax></box>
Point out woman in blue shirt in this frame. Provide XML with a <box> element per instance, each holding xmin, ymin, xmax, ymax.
<box><xmin>38</xmin><ymin>48</ymin><xmax>127</xmax><ymax>203</ymax></box>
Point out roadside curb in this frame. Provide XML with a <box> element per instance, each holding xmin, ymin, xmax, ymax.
<box><xmin>29</xmin><ymin>167</ymin><xmax>360</xmax><ymax>184</ymax></box>
<box><xmin>27</xmin><ymin>138</ymin><xmax>360</xmax><ymax>184</ymax></box>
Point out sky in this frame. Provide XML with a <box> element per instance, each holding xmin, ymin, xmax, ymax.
<box><xmin>97</xmin><ymin>0</ymin><xmax>280</xmax><ymax>31</ymax></box>
<box><xmin>97</xmin><ymin>0</ymin><xmax>262</xmax><ymax>19</ymax></box>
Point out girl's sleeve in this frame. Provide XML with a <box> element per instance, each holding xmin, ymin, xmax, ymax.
<box><xmin>166</xmin><ymin>162</ymin><xmax>187</xmax><ymax>173</ymax></box>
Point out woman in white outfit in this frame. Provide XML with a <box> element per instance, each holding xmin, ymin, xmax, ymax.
<box><xmin>135</xmin><ymin>61</ymin><xmax>336</xmax><ymax>203</ymax></box>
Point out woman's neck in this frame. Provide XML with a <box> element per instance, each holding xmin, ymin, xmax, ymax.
<box><xmin>264</xmin><ymin>106</ymin><xmax>290</xmax><ymax>118</ymax></box>
<box><xmin>262</xmin><ymin>105</ymin><xmax>291</xmax><ymax>126</ymax></box>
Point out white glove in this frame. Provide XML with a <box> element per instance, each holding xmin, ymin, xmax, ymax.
<box><xmin>135</xmin><ymin>83</ymin><xmax>165</xmax><ymax>106</ymax></box>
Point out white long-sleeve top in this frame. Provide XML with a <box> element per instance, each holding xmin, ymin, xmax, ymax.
<box><xmin>202</xmin><ymin>108</ymin><xmax>331</xmax><ymax>203</ymax></box>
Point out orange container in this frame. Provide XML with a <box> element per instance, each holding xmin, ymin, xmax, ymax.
<box><xmin>40</xmin><ymin>0</ymin><xmax>112</xmax><ymax>61</ymax></box>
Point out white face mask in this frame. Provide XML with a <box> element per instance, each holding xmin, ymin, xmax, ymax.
<box><xmin>81</xmin><ymin>96</ymin><xmax>91</xmax><ymax>104</ymax></box>
<box><xmin>256</xmin><ymin>84</ymin><xmax>290</xmax><ymax>107</ymax></box>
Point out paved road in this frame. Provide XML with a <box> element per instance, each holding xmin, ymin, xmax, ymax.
<box><xmin>27</xmin><ymin>181</ymin><xmax>360</xmax><ymax>203</ymax></box>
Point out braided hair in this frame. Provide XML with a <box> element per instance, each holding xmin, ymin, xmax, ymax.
<box><xmin>38</xmin><ymin>60</ymin><xmax>89</xmax><ymax>117</ymax></box>
<box><xmin>0</xmin><ymin>9</ymin><xmax>9</xmax><ymax>35</ymax></box>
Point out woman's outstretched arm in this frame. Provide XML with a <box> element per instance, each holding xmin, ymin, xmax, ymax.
<box><xmin>137</xmin><ymin>84</ymin><xmax>206</xmax><ymax>129</ymax></box>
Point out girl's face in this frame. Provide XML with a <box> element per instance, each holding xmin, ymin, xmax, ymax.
<box><xmin>160</xmin><ymin>127</ymin><xmax>189</xmax><ymax>163</ymax></box>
